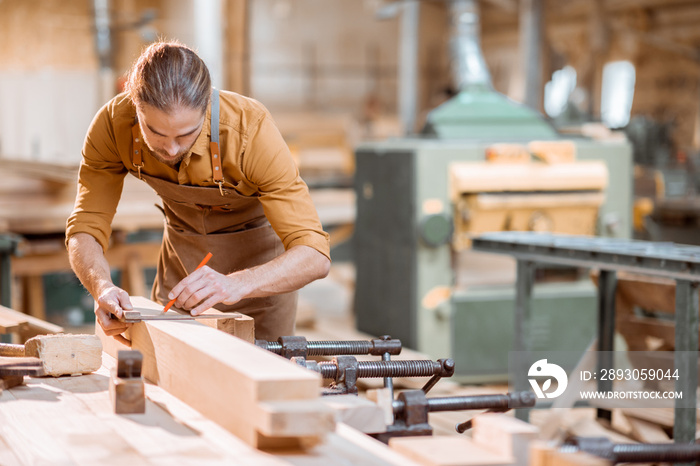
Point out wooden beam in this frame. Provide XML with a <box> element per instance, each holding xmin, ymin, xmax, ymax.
<box><xmin>224</xmin><ymin>0</ymin><xmax>250</xmax><ymax>95</ymax></box>
<box><xmin>472</xmin><ymin>413</ymin><xmax>539</xmax><ymax>466</ymax></box>
<box><xmin>97</xmin><ymin>296</ymin><xmax>333</xmax><ymax>449</ymax></box>
<box><xmin>0</xmin><ymin>304</ymin><xmax>64</xmax><ymax>340</ymax></box>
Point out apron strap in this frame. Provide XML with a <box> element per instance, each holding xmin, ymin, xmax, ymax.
<box><xmin>210</xmin><ymin>88</ymin><xmax>225</xmax><ymax>195</ymax></box>
<box><xmin>131</xmin><ymin>123</ymin><xmax>143</xmax><ymax>180</ymax></box>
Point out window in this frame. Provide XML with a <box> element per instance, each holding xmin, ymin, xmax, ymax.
<box><xmin>544</xmin><ymin>65</ymin><xmax>577</xmax><ymax>118</ymax></box>
<box><xmin>600</xmin><ymin>61</ymin><xmax>636</xmax><ymax>128</ymax></box>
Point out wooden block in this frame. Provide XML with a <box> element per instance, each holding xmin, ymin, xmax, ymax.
<box><xmin>529</xmin><ymin>441</ymin><xmax>556</xmax><ymax>466</ymax></box>
<box><xmin>110</xmin><ymin>372</ymin><xmax>145</xmax><ymax>414</ymax></box>
<box><xmin>110</xmin><ymin>350</ymin><xmax>145</xmax><ymax>414</ymax></box>
<box><xmin>389</xmin><ymin>436</ymin><xmax>514</xmax><ymax>466</ymax></box>
<box><xmin>198</xmin><ymin>311</ymin><xmax>255</xmax><ymax>344</ymax></box>
<box><xmin>0</xmin><ymin>375</ymin><xmax>24</xmax><ymax>390</ymax></box>
<box><xmin>528</xmin><ymin>140</ymin><xmax>577</xmax><ymax>163</ymax></box>
<box><xmin>24</xmin><ymin>334</ymin><xmax>102</xmax><ymax>377</ymax></box>
<box><xmin>0</xmin><ymin>316</ymin><xmax>20</xmax><ymax>335</ymax></box>
<box><xmin>625</xmin><ymin>415</ymin><xmax>671</xmax><ymax>443</ymax></box>
<box><xmin>320</xmin><ymin>394</ymin><xmax>387</xmax><ymax>433</ymax></box>
<box><xmin>365</xmin><ymin>388</ymin><xmax>395</xmax><ymax>425</ymax></box>
<box><xmin>0</xmin><ymin>356</ymin><xmax>43</xmax><ymax>376</ymax></box>
<box><xmin>485</xmin><ymin>144</ymin><xmax>531</xmax><ymax>164</ymax></box>
<box><xmin>256</xmin><ymin>399</ymin><xmax>335</xmax><ymax>437</ymax></box>
<box><xmin>97</xmin><ymin>296</ymin><xmax>329</xmax><ymax>449</ymax></box>
<box><xmin>472</xmin><ymin>413</ymin><xmax>539</xmax><ymax>466</ymax></box>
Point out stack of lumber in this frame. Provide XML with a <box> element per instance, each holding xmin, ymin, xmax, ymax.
<box><xmin>273</xmin><ymin>112</ymin><xmax>359</xmax><ymax>184</ymax></box>
<box><xmin>0</xmin><ymin>158</ymin><xmax>163</xmax><ymax>235</ymax></box>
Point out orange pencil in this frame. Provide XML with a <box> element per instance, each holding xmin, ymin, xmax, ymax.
<box><xmin>163</xmin><ymin>252</ymin><xmax>213</xmax><ymax>313</ymax></box>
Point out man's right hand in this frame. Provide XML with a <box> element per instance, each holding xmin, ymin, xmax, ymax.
<box><xmin>95</xmin><ymin>286</ymin><xmax>133</xmax><ymax>340</ymax></box>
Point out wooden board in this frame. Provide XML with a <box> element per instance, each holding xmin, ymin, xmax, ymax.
<box><xmin>97</xmin><ymin>296</ymin><xmax>332</xmax><ymax>449</ymax></box>
<box><xmin>449</xmin><ymin>161</ymin><xmax>608</xmax><ymax>197</ymax></box>
<box><xmin>320</xmin><ymin>394</ymin><xmax>387</xmax><ymax>433</ymax></box>
<box><xmin>472</xmin><ymin>413</ymin><xmax>539</xmax><ymax>466</ymax></box>
<box><xmin>0</xmin><ymin>305</ymin><xmax>63</xmax><ymax>341</ymax></box>
<box><xmin>389</xmin><ymin>436</ymin><xmax>513</xmax><ymax>466</ymax></box>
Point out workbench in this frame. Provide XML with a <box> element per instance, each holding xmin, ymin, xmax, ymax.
<box><xmin>472</xmin><ymin>231</ymin><xmax>700</xmax><ymax>446</ymax></box>
<box><xmin>0</xmin><ymin>352</ymin><xmax>415</xmax><ymax>465</ymax></box>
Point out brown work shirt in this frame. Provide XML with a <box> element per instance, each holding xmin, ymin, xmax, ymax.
<box><xmin>66</xmin><ymin>91</ymin><xmax>330</xmax><ymax>259</ymax></box>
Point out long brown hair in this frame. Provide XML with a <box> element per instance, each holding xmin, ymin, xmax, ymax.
<box><xmin>125</xmin><ymin>41</ymin><xmax>211</xmax><ymax>114</ymax></box>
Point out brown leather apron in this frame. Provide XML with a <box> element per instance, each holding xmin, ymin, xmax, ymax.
<box><xmin>129</xmin><ymin>90</ymin><xmax>297</xmax><ymax>340</ymax></box>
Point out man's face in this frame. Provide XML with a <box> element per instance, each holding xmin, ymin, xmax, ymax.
<box><xmin>136</xmin><ymin>104</ymin><xmax>205</xmax><ymax>167</ymax></box>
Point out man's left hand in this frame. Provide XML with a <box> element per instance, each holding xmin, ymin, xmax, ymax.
<box><xmin>167</xmin><ymin>266</ymin><xmax>250</xmax><ymax>316</ymax></box>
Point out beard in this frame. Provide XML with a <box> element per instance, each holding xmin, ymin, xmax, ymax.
<box><xmin>145</xmin><ymin>141</ymin><xmax>195</xmax><ymax>167</ymax></box>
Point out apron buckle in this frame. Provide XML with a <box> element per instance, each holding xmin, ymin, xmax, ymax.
<box><xmin>216</xmin><ymin>180</ymin><xmax>224</xmax><ymax>196</ymax></box>
<box><xmin>134</xmin><ymin>163</ymin><xmax>143</xmax><ymax>180</ymax></box>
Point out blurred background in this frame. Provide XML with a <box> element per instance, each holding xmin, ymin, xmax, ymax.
<box><xmin>1</xmin><ymin>0</ymin><xmax>699</xmax><ymax>382</ymax></box>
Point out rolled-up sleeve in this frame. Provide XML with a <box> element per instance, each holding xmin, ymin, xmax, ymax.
<box><xmin>65</xmin><ymin>105</ymin><xmax>127</xmax><ymax>252</ymax></box>
<box><xmin>241</xmin><ymin>114</ymin><xmax>331</xmax><ymax>260</ymax></box>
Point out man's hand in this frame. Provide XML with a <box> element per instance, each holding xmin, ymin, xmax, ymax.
<box><xmin>167</xmin><ymin>245</ymin><xmax>330</xmax><ymax>316</ymax></box>
<box><xmin>95</xmin><ymin>285</ymin><xmax>134</xmax><ymax>340</ymax></box>
<box><xmin>167</xmin><ymin>266</ymin><xmax>246</xmax><ymax>316</ymax></box>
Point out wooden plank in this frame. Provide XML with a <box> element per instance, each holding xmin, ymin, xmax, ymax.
<box><xmin>449</xmin><ymin>161</ymin><xmax>608</xmax><ymax>197</ymax></box>
<box><xmin>530</xmin><ymin>440</ymin><xmax>612</xmax><ymax>466</ymax></box>
<box><xmin>621</xmin><ymin>406</ymin><xmax>700</xmax><ymax>429</ymax></box>
<box><xmin>320</xmin><ymin>394</ymin><xmax>387</xmax><ymax>433</ymax></box>
<box><xmin>472</xmin><ymin>413</ymin><xmax>539</xmax><ymax>466</ymax></box>
<box><xmin>0</xmin><ymin>304</ymin><xmax>64</xmax><ymax>338</ymax></box>
<box><xmin>625</xmin><ymin>415</ymin><xmax>672</xmax><ymax>443</ymax></box>
<box><xmin>389</xmin><ymin>436</ymin><xmax>513</xmax><ymax>466</ymax></box>
<box><xmin>0</xmin><ymin>314</ymin><xmax>20</xmax><ymax>334</ymax></box>
<box><xmin>97</xmin><ymin>296</ymin><xmax>331</xmax><ymax>449</ymax></box>
<box><xmin>546</xmin><ymin>450</ymin><xmax>611</xmax><ymax>466</ymax></box>
<box><xmin>330</xmin><ymin>423</ymin><xmax>420</xmax><ymax>466</ymax></box>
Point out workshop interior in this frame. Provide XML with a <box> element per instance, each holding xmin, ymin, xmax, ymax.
<box><xmin>1</xmin><ymin>0</ymin><xmax>700</xmax><ymax>464</ymax></box>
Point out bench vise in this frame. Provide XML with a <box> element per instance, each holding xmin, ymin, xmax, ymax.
<box><xmin>296</xmin><ymin>355</ymin><xmax>454</xmax><ymax>396</ymax></box>
<box><xmin>257</xmin><ymin>335</ymin><xmax>404</xmax><ymax>396</ymax></box>
<box><xmin>562</xmin><ymin>437</ymin><xmax>700</xmax><ymax>463</ymax></box>
<box><xmin>255</xmin><ymin>335</ymin><xmax>402</xmax><ymax>360</ymax></box>
<box><xmin>373</xmin><ymin>390</ymin><xmax>536</xmax><ymax>443</ymax></box>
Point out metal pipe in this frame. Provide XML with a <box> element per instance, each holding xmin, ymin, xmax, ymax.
<box><xmin>257</xmin><ymin>338</ymin><xmax>402</xmax><ymax>357</ymax></box>
<box><xmin>448</xmin><ymin>0</ymin><xmax>492</xmax><ymax>91</ymax></box>
<box><xmin>398</xmin><ymin>0</ymin><xmax>420</xmax><ymax>135</ymax></box>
